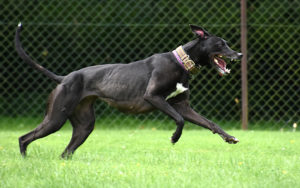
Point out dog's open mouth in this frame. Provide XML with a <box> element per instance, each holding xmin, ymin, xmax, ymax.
<box><xmin>212</xmin><ymin>55</ymin><xmax>231</xmax><ymax>76</ymax></box>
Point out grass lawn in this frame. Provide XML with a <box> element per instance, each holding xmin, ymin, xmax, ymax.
<box><xmin>0</xmin><ymin>127</ymin><xmax>299</xmax><ymax>188</ymax></box>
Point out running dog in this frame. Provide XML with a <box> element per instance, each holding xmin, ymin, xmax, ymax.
<box><xmin>15</xmin><ymin>23</ymin><xmax>242</xmax><ymax>158</ymax></box>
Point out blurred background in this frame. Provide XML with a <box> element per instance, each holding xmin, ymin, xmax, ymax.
<box><xmin>0</xmin><ymin>0</ymin><xmax>299</xmax><ymax>130</ymax></box>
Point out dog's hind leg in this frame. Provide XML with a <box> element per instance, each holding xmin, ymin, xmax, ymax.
<box><xmin>19</xmin><ymin>78</ymin><xmax>83</xmax><ymax>157</ymax></box>
<box><xmin>61</xmin><ymin>97</ymin><xmax>96</xmax><ymax>159</ymax></box>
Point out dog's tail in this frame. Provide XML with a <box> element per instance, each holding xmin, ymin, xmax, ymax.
<box><xmin>15</xmin><ymin>22</ymin><xmax>64</xmax><ymax>83</ymax></box>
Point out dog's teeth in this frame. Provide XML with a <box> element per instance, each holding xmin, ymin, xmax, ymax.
<box><xmin>214</xmin><ymin>58</ymin><xmax>218</xmax><ymax>63</ymax></box>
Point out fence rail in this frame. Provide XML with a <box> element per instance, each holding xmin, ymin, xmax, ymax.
<box><xmin>0</xmin><ymin>0</ymin><xmax>299</xmax><ymax>129</ymax></box>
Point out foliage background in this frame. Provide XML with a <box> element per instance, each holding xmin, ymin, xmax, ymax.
<box><xmin>0</xmin><ymin>0</ymin><xmax>299</xmax><ymax>129</ymax></box>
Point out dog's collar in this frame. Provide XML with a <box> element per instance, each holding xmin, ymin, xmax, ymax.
<box><xmin>172</xmin><ymin>46</ymin><xmax>201</xmax><ymax>74</ymax></box>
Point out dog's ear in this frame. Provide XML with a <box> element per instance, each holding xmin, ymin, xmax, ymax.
<box><xmin>190</xmin><ymin>24</ymin><xmax>210</xmax><ymax>38</ymax></box>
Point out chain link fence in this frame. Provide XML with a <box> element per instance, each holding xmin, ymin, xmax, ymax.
<box><xmin>0</xmin><ymin>0</ymin><xmax>299</xmax><ymax>130</ymax></box>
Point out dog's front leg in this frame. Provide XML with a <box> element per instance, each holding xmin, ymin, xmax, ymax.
<box><xmin>144</xmin><ymin>94</ymin><xmax>184</xmax><ymax>144</ymax></box>
<box><xmin>143</xmin><ymin>71</ymin><xmax>188</xmax><ymax>144</ymax></box>
<box><xmin>172</xmin><ymin>100</ymin><xmax>239</xmax><ymax>144</ymax></box>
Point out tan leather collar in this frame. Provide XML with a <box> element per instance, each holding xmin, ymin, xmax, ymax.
<box><xmin>172</xmin><ymin>46</ymin><xmax>201</xmax><ymax>74</ymax></box>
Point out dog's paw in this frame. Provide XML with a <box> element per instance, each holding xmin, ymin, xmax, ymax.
<box><xmin>19</xmin><ymin>137</ymin><xmax>27</xmax><ymax>157</ymax></box>
<box><xmin>224</xmin><ymin>136</ymin><xmax>239</xmax><ymax>144</ymax></box>
<box><xmin>170</xmin><ymin>137</ymin><xmax>179</xmax><ymax>145</ymax></box>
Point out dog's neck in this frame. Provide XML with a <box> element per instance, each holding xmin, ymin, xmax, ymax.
<box><xmin>173</xmin><ymin>38</ymin><xmax>210</xmax><ymax>74</ymax></box>
<box><xmin>172</xmin><ymin>46</ymin><xmax>201</xmax><ymax>74</ymax></box>
<box><xmin>182</xmin><ymin>39</ymin><xmax>208</xmax><ymax>67</ymax></box>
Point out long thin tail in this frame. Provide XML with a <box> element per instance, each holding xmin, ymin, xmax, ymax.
<box><xmin>15</xmin><ymin>22</ymin><xmax>64</xmax><ymax>83</ymax></box>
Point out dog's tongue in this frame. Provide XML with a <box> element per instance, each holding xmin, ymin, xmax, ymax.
<box><xmin>216</xmin><ymin>57</ymin><xmax>226</xmax><ymax>69</ymax></box>
<box><xmin>214</xmin><ymin>57</ymin><xmax>230</xmax><ymax>76</ymax></box>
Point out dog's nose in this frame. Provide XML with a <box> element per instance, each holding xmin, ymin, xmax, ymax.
<box><xmin>237</xmin><ymin>53</ymin><xmax>243</xmax><ymax>59</ymax></box>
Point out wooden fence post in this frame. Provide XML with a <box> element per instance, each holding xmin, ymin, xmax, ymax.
<box><xmin>241</xmin><ymin>0</ymin><xmax>248</xmax><ymax>130</ymax></box>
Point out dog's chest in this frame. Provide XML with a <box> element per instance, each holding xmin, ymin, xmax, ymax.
<box><xmin>166</xmin><ymin>83</ymin><xmax>188</xmax><ymax>100</ymax></box>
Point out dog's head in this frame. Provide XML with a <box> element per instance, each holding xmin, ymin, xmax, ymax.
<box><xmin>187</xmin><ymin>25</ymin><xmax>242</xmax><ymax>76</ymax></box>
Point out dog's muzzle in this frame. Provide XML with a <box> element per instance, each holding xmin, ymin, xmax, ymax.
<box><xmin>211</xmin><ymin>52</ymin><xmax>242</xmax><ymax>76</ymax></box>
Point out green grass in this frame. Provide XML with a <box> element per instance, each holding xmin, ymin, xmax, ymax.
<box><xmin>0</xmin><ymin>127</ymin><xmax>299</xmax><ymax>188</ymax></box>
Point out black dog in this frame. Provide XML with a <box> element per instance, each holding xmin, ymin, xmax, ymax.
<box><xmin>15</xmin><ymin>23</ymin><xmax>242</xmax><ymax>158</ymax></box>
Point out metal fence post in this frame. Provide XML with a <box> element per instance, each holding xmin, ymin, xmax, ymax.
<box><xmin>241</xmin><ymin>0</ymin><xmax>248</xmax><ymax>130</ymax></box>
